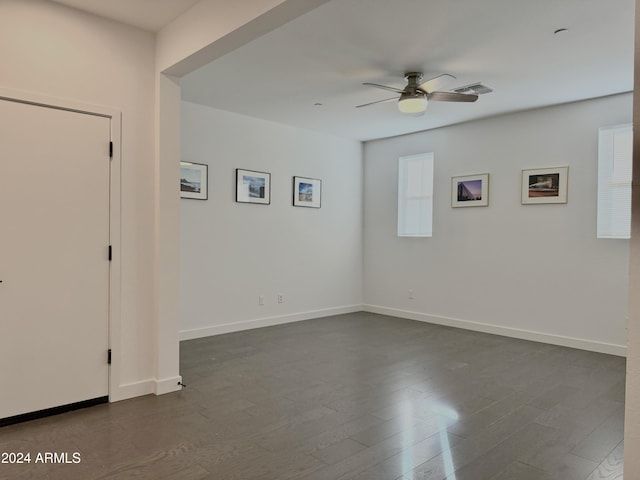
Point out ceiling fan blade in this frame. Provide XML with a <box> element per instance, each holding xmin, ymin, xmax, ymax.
<box><xmin>427</xmin><ymin>91</ymin><xmax>478</xmax><ymax>102</ymax></box>
<box><xmin>363</xmin><ymin>83</ymin><xmax>405</xmax><ymax>94</ymax></box>
<box><xmin>356</xmin><ymin>97</ymin><xmax>398</xmax><ymax>108</ymax></box>
<box><xmin>419</xmin><ymin>74</ymin><xmax>456</xmax><ymax>93</ymax></box>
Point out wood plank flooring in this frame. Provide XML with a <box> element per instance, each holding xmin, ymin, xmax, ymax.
<box><xmin>0</xmin><ymin>312</ymin><xmax>625</xmax><ymax>479</ymax></box>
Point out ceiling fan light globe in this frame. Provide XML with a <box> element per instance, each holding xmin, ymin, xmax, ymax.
<box><xmin>398</xmin><ymin>94</ymin><xmax>428</xmax><ymax>114</ymax></box>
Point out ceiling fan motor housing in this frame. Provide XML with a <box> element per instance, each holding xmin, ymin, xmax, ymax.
<box><xmin>357</xmin><ymin>71</ymin><xmax>479</xmax><ymax>113</ymax></box>
<box><xmin>405</xmin><ymin>72</ymin><xmax>424</xmax><ymax>89</ymax></box>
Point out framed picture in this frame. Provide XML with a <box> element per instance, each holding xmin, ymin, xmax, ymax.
<box><xmin>236</xmin><ymin>168</ymin><xmax>271</xmax><ymax>204</ymax></box>
<box><xmin>293</xmin><ymin>176</ymin><xmax>322</xmax><ymax>208</ymax></box>
<box><xmin>521</xmin><ymin>166</ymin><xmax>568</xmax><ymax>204</ymax></box>
<box><xmin>180</xmin><ymin>161</ymin><xmax>208</xmax><ymax>200</ymax></box>
<box><xmin>451</xmin><ymin>173</ymin><xmax>489</xmax><ymax>207</ymax></box>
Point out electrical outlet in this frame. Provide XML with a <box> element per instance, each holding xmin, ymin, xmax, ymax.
<box><xmin>408</xmin><ymin>289</ymin><xmax>414</xmax><ymax>300</ymax></box>
<box><xmin>277</xmin><ymin>293</ymin><xmax>284</xmax><ymax>304</ymax></box>
<box><xmin>258</xmin><ymin>295</ymin><xmax>265</xmax><ymax>306</ymax></box>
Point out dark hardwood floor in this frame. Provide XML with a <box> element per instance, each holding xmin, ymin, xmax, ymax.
<box><xmin>0</xmin><ymin>312</ymin><xmax>625</xmax><ymax>479</ymax></box>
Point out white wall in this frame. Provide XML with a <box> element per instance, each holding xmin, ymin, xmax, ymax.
<box><xmin>0</xmin><ymin>0</ymin><xmax>156</xmax><ymax>399</ymax></box>
<box><xmin>180</xmin><ymin>101</ymin><xmax>363</xmax><ymax>338</ymax></box>
<box><xmin>363</xmin><ymin>93</ymin><xmax>632</xmax><ymax>355</ymax></box>
<box><xmin>623</xmin><ymin>1</ymin><xmax>640</xmax><ymax>473</ymax></box>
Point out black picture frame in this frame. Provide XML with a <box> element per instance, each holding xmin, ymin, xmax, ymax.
<box><xmin>180</xmin><ymin>161</ymin><xmax>208</xmax><ymax>200</ymax></box>
<box><xmin>292</xmin><ymin>176</ymin><xmax>322</xmax><ymax>208</ymax></box>
<box><xmin>236</xmin><ymin>168</ymin><xmax>271</xmax><ymax>204</ymax></box>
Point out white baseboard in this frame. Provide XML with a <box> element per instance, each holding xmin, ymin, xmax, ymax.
<box><xmin>110</xmin><ymin>376</ymin><xmax>182</xmax><ymax>402</ymax></box>
<box><xmin>110</xmin><ymin>379</ymin><xmax>155</xmax><ymax>402</ymax></box>
<box><xmin>363</xmin><ymin>304</ymin><xmax>627</xmax><ymax>357</ymax></box>
<box><xmin>155</xmin><ymin>376</ymin><xmax>183</xmax><ymax>395</ymax></box>
<box><xmin>179</xmin><ymin>305</ymin><xmax>362</xmax><ymax>341</ymax></box>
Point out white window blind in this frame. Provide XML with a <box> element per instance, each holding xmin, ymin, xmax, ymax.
<box><xmin>398</xmin><ymin>153</ymin><xmax>434</xmax><ymax>237</ymax></box>
<box><xmin>597</xmin><ymin>124</ymin><xmax>632</xmax><ymax>239</ymax></box>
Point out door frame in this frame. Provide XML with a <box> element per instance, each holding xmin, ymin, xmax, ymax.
<box><xmin>0</xmin><ymin>87</ymin><xmax>121</xmax><ymax>403</ymax></box>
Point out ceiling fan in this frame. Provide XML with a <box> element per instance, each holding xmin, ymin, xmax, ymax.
<box><xmin>357</xmin><ymin>72</ymin><xmax>479</xmax><ymax>115</ymax></box>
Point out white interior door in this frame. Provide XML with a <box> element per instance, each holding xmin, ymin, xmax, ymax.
<box><xmin>0</xmin><ymin>98</ymin><xmax>110</xmax><ymax>420</ymax></box>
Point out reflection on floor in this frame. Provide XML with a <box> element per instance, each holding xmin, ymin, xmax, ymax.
<box><xmin>0</xmin><ymin>312</ymin><xmax>625</xmax><ymax>479</ymax></box>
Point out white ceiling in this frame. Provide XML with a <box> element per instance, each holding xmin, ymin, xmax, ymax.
<box><xmin>52</xmin><ymin>0</ymin><xmax>635</xmax><ymax>141</ymax></box>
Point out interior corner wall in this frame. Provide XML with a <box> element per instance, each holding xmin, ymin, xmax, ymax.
<box><xmin>0</xmin><ymin>0</ymin><xmax>157</xmax><ymax>398</ymax></box>
<box><xmin>363</xmin><ymin>93</ymin><xmax>632</xmax><ymax>355</ymax></box>
<box><xmin>179</xmin><ymin>101</ymin><xmax>363</xmax><ymax>338</ymax></box>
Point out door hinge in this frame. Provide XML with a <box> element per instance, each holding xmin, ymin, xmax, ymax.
<box><xmin>108</xmin><ymin>349</ymin><xmax>112</xmax><ymax>365</ymax></box>
<box><xmin>108</xmin><ymin>245</ymin><xmax>112</xmax><ymax>261</ymax></box>
<box><xmin>109</xmin><ymin>141</ymin><xmax>113</xmax><ymax>159</ymax></box>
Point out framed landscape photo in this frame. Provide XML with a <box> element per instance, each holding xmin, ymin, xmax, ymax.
<box><xmin>521</xmin><ymin>166</ymin><xmax>568</xmax><ymax>204</ymax></box>
<box><xmin>451</xmin><ymin>173</ymin><xmax>489</xmax><ymax>207</ymax></box>
<box><xmin>236</xmin><ymin>168</ymin><xmax>271</xmax><ymax>204</ymax></box>
<box><xmin>180</xmin><ymin>161</ymin><xmax>208</xmax><ymax>200</ymax></box>
<box><xmin>293</xmin><ymin>176</ymin><xmax>322</xmax><ymax>208</ymax></box>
